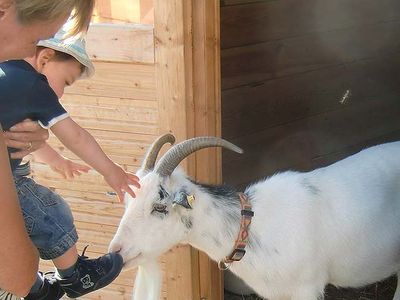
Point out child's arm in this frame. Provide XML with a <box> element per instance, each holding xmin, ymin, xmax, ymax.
<box><xmin>33</xmin><ymin>143</ymin><xmax>91</xmax><ymax>179</ymax></box>
<box><xmin>50</xmin><ymin>117</ymin><xmax>140</xmax><ymax>201</ymax></box>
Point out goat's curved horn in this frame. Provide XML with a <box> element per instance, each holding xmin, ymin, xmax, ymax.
<box><xmin>141</xmin><ymin>133</ymin><xmax>176</xmax><ymax>172</ymax></box>
<box><xmin>154</xmin><ymin>137</ymin><xmax>243</xmax><ymax>177</ymax></box>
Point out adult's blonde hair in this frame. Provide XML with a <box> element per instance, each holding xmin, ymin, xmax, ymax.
<box><xmin>14</xmin><ymin>0</ymin><xmax>95</xmax><ymax>36</ymax></box>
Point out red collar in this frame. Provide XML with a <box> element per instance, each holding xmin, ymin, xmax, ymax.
<box><xmin>218</xmin><ymin>192</ymin><xmax>254</xmax><ymax>270</ymax></box>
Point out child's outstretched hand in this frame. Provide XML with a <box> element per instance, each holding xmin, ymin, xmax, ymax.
<box><xmin>104</xmin><ymin>164</ymin><xmax>141</xmax><ymax>202</ymax></box>
<box><xmin>51</xmin><ymin>158</ymin><xmax>91</xmax><ymax>179</ymax></box>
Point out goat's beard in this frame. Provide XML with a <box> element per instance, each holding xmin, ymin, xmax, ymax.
<box><xmin>122</xmin><ymin>252</ymin><xmax>144</xmax><ymax>271</ymax></box>
<box><xmin>132</xmin><ymin>260</ymin><xmax>162</xmax><ymax>300</ymax></box>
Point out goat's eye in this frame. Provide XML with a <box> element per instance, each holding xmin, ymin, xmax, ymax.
<box><xmin>152</xmin><ymin>203</ymin><xmax>168</xmax><ymax>214</ymax></box>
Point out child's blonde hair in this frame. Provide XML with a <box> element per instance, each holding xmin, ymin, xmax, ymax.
<box><xmin>14</xmin><ymin>0</ymin><xmax>95</xmax><ymax>36</ymax></box>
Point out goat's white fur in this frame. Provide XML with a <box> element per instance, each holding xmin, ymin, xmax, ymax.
<box><xmin>132</xmin><ymin>260</ymin><xmax>162</xmax><ymax>300</ymax></box>
<box><xmin>110</xmin><ymin>141</ymin><xmax>400</xmax><ymax>300</ymax></box>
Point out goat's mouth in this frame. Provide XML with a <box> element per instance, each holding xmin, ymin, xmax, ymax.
<box><xmin>122</xmin><ymin>252</ymin><xmax>143</xmax><ymax>270</ymax></box>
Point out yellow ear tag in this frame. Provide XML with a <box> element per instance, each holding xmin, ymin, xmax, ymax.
<box><xmin>186</xmin><ymin>194</ymin><xmax>195</xmax><ymax>208</ymax></box>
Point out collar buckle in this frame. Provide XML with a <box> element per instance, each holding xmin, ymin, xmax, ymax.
<box><xmin>228</xmin><ymin>248</ymin><xmax>246</xmax><ymax>261</ymax></box>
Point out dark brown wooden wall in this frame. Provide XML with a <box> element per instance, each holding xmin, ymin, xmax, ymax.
<box><xmin>221</xmin><ymin>0</ymin><xmax>400</xmax><ymax>190</ymax></box>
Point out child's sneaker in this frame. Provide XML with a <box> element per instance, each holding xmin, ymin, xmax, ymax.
<box><xmin>24</xmin><ymin>272</ymin><xmax>65</xmax><ymax>300</ymax></box>
<box><xmin>57</xmin><ymin>247</ymin><xmax>123</xmax><ymax>298</ymax></box>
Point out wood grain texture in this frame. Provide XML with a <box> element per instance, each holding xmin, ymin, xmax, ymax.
<box><xmin>221</xmin><ymin>0</ymin><xmax>400</xmax><ymax>49</ymax></box>
<box><xmin>155</xmin><ymin>0</ymin><xmax>223</xmax><ymax>298</ymax></box>
<box><xmin>65</xmin><ymin>62</ymin><xmax>156</xmax><ymax>100</ymax></box>
<box><xmin>87</xmin><ymin>23</ymin><xmax>154</xmax><ymax>63</ymax></box>
<box><xmin>221</xmin><ymin>0</ymin><xmax>400</xmax><ymax>200</ymax></box>
<box><xmin>222</xmin><ymin>53</ymin><xmax>400</xmax><ymax>139</ymax></box>
<box><xmin>221</xmin><ymin>20</ymin><xmax>400</xmax><ymax>90</ymax></box>
<box><xmin>154</xmin><ymin>0</ymin><xmax>198</xmax><ymax>298</ymax></box>
<box><xmin>93</xmin><ymin>0</ymin><xmax>154</xmax><ymax>25</ymax></box>
<box><xmin>34</xmin><ymin>51</ymin><xmax>158</xmax><ymax>300</ymax></box>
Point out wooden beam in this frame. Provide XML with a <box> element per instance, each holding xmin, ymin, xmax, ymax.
<box><xmin>154</xmin><ymin>0</ymin><xmax>223</xmax><ymax>299</ymax></box>
<box><xmin>86</xmin><ymin>23</ymin><xmax>154</xmax><ymax>64</ymax></box>
<box><xmin>140</xmin><ymin>0</ymin><xmax>155</xmax><ymax>24</ymax></box>
<box><xmin>191</xmin><ymin>1</ymin><xmax>223</xmax><ymax>300</ymax></box>
<box><xmin>93</xmin><ymin>0</ymin><xmax>140</xmax><ymax>23</ymax></box>
<box><xmin>154</xmin><ymin>0</ymin><xmax>195</xmax><ymax>299</ymax></box>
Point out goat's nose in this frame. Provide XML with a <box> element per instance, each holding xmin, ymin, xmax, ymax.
<box><xmin>109</xmin><ymin>242</ymin><xmax>122</xmax><ymax>254</ymax></box>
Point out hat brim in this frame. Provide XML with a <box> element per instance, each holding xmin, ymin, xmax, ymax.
<box><xmin>37</xmin><ymin>40</ymin><xmax>95</xmax><ymax>79</ymax></box>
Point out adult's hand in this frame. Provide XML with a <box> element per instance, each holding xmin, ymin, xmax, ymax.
<box><xmin>3</xmin><ymin>119</ymin><xmax>49</xmax><ymax>159</ymax></box>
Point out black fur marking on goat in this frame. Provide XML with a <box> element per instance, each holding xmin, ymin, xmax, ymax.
<box><xmin>194</xmin><ymin>181</ymin><xmax>242</xmax><ymax>241</ymax></box>
<box><xmin>194</xmin><ymin>182</ymin><xmax>239</xmax><ymax>208</ymax></box>
<box><xmin>301</xmin><ymin>178</ymin><xmax>321</xmax><ymax>196</ymax></box>
<box><xmin>181</xmin><ymin>216</ymin><xmax>193</xmax><ymax>229</ymax></box>
<box><xmin>158</xmin><ymin>185</ymin><xmax>169</xmax><ymax>199</ymax></box>
<box><xmin>201</xmin><ymin>231</ymin><xmax>222</xmax><ymax>248</ymax></box>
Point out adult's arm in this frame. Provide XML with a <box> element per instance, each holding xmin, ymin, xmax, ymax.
<box><xmin>3</xmin><ymin>119</ymin><xmax>49</xmax><ymax>159</ymax></box>
<box><xmin>0</xmin><ymin>133</ymin><xmax>39</xmax><ymax>297</ymax></box>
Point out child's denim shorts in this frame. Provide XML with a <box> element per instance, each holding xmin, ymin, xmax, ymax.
<box><xmin>13</xmin><ymin>164</ymin><xmax>78</xmax><ymax>260</ymax></box>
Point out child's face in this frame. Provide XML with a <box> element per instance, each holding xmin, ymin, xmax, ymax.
<box><xmin>42</xmin><ymin>59</ymin><xmax>82</xmax><ymax>98</ymax></box>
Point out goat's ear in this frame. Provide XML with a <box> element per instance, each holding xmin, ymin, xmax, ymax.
<box><xmin>172</xmin><ymin>191</ymin><xmax>195</xmax><ymax>209</ymax></box>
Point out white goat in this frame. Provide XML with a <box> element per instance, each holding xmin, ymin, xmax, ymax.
<box><xmin>110</xmin><ymin>134</ymin><xmax>400</xmax><ymax>300</ymax></box>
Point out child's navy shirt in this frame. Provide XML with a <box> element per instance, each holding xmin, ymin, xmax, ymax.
<box><xmin>0</xmin><ymin>60</ymin><xmax>68</xmax><ymax>171</ymax></box>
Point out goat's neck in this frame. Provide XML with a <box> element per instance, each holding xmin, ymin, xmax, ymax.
<box><xmin>186</xmin><ymin>183</ymin><xmax>242</xmax><ymax>262</ymax></box>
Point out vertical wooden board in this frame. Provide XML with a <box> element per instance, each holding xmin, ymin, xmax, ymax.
<box><xmin>154</xmin><ymin>0</ymin><xmax>195</xmax><ymax>298</ymax></box>
<box><xmin>163</xmin><ymin>246</ymin><xmax>195</xmax><ymax>300</ymax></box>
<box><xmin>191</xmin><ymin>1</ymin><xmax>223</xmax><ymax>299</ymax></box>
<box><xmin>154</xmin><ymin>0</ymin><xmax>223</xmax><ymax>298</ymax></box>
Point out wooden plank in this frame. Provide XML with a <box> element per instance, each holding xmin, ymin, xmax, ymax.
<box><xmin>44</xmin><ymin>139</ymin><xmax>146</xmax><ymax>161</ymax></box>
<box><xmin>62</xmin><ymin>94</ymin><xmax>156</xmax><ymax>106</ymax></box>
<box><xmin>222</xmin><ymin>53</ymin><xmax>400</xmax><ymax>140</ymax></box>
<box><xmin>191</xmin><ymin>1</ymin><xmax>223</xmax><ymax>299</ymax></box>
<box><xmin>63</xmin><ymin>101</ymin><xmax>158</xmax><ymax>124</ymax></box>
<box><xmin>87</xmin><ymin>23</ymin><xmax>154</xmax><ymax>64</ymax></box>
<box><xmin>32</xmin><ymin>145</ymin><xmax>142</xmax><ymax>167</ymax></box>
<box><xmin>46</xmin><ymin>124</ymin><xmax>158</xmax><ymax>146</ymax></box>
<box><xmin>65</xmin><ymin>118</ymin><xmax>159</xmax><ymax>135</ymax></box>
<box><xmin>154</xmin><ymin>0</ymin><xmax>223</xmax><ymax>299</ymax></box>
<box><xmin>65</xmin><ymin>62</ymin><xmax>156</xmax><ymax>100</ymax></box>
<box><xmin>221</xmin><ymin>0</ymin><xmax>270</xmax><ymax>6</ymax></box>
<box><xmin>140</xmin><ymin>0</ymin><xmax>154</xmax><ymax>25</ymax></box>
<box><xmin>221</xmin><ymin>20</ymin><xmax>400</xmax><ymax>89</ymax></box>
<box><xmin>93</xmin><ymin>0</ymin><xmax>141</xmax><ymax>24</ymax></box>
<box><xmin>93</xmin><ymin>0</ymin><xmax>154</xmax><ymax>25</ymax></box>
<box><xmin>154</xmin><ymin>1</ymin><xmax>196</xmax><ymax>298</ymax></box>
<box><xmin>222</xmin><ymin>95</ymin><xmax>400</xmax><ymax>188</ymax></box>
<box><xmin>221</xmin><ymin>0</ymin><xmax>400</xmax><ymax>49</ymax></box>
